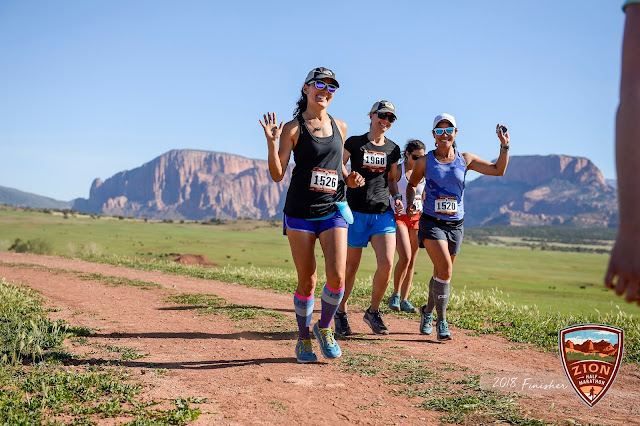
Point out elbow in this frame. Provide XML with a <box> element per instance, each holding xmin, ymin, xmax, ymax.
<box><xmin>269</xmin><ymin>170</ymin><xmax>284</xmax><ymax>182</ymax></box>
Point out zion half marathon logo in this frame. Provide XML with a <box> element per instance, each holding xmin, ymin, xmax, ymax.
<box><xmin>559</xmin><ymin>324</ymin><xmax>624</xmax><ymax>407</ymax></box>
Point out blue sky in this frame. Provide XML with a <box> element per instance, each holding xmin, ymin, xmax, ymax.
<box><xmin>0</xmin><ymin>1</ymin><xmax>626</xmax><ymax>201</ymax></box>
<box><xmin>565</xmin><ymin>329</ymin><xmax>619</xmax><ymax>345</ymax></box>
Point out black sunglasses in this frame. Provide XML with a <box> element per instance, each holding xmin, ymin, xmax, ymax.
<box><xmin>377</xmin><ymin>112</ymin><xmax>396</xmax><ymax>123</ymax></box>
<box><xmin>410</xmin><ymin>153</ymin><xmax>422</xmax><ymax>160</ymax></box>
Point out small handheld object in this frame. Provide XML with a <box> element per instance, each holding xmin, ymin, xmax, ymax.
<box><xmin>497</xmin><ymin>126</ymin><xmax>508</xmax><ymax>134</ymax></box>
<box><xmin>336</xmin><ymin>201</ymin><xmax>354</xmax><ymax>225</ymax></box>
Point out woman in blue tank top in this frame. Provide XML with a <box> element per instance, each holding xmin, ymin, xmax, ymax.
<box><xmin>406</xmin><ymin>113</ymin><xmax>510</xmax><ymax>341</ymax></box>
<box><xmin>259</xmin><ymin>67</ymin><xmax>364</xmax><ymax>364</ymax></box>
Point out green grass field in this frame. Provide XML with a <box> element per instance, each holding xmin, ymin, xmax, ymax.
<box><xmin>0</xmin><ymin>206</ymin><xmax>633</xmax><ymax>317</ymax></box>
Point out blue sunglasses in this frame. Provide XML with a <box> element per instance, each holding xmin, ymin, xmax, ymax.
<box><xmin>307</xmin><ymin>80</ymin><xmax>338</xmax><ymax>93</ymax></box>
<box><xmin>433</xmin><ymin>127</ymin><xmax>456</xmax><ymax>136</ymax></box>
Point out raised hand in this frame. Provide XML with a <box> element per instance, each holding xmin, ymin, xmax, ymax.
<box><xmin>259</xmin><ymin>112</ymin><xmax>283</xmax><ymax>144</ymax></box>
<box><xmin>496</xmin><ymin>123</ymin><xmax>510</xmax><ymax>146</ymax></box>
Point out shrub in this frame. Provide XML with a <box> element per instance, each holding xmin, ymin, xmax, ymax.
<box><xmin>8</xmin><ymin>238</ymin><xmax>53</xmax><ymax>255</ymax></box>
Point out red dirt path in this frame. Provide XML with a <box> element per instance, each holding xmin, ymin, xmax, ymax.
<box><xmin>0</xmin><ymin>252</ymin><xmax>638</xmax><ymax>425</ymax></box>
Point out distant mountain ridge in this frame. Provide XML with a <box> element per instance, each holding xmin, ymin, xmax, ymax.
<box><xmin>69</xmin><ymin>150</ymin><xmax>617</xmax><ymax>226</ymax></box>
<box><xmin>0</xmin><ymin>185</ymin><xmax>72</xmax><ymax>210</ymax></box>
<box><xmin>464</xmin><ymin>155</ymin><xmax>617</xmax><ymax>227</ymax></box>
<box><xmin>73</xmin><ymin>150</ymin><xmax>291</xmax><ymax>220</ymax></box>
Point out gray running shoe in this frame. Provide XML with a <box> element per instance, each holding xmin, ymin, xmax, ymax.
<box><xmin>334</xmin><ymin>311</ymin><xmax>353</xmax><ymax>337</ymax></box>
<box><xmin>363</xmin><ymin>308</ymin><xmax>389</xmax><ymax>335</ymax></box>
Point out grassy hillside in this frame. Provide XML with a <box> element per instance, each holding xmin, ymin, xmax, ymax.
<box><xmin>0</xmin><ymin>206</ymin><xmax>633</xmax><ymax>317</ymax></box>
<box><xmin>0</xmin><ymin>186</ymin><xmax>72</xmax><ymax>209</ymax></box>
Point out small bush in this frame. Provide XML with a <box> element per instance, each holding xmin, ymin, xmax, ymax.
<box><xmin>8</xmin><ymin>238</ymin><xmax>53</xmax><ymax>255</ymax></box>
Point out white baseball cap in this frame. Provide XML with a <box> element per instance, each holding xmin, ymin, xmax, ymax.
<box><xmin>433</xmin><ymin>113</ymin><xmax>457</xmax><ymax>129</ymax></box>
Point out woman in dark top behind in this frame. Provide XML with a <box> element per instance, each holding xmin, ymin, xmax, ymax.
<box><xmin>334</xmin><ymin>100</ymin><xmax>403</xmax><ymax>336</ymax></box>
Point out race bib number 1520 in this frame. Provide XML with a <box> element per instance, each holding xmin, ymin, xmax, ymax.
<box><xmin>435</xmin><ymin>197</ymin><xmax>457</xmax><ymax>215</ymax></box>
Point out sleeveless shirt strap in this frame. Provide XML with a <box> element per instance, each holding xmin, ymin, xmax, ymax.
<box><xmin>327</xmin><ymin>114</ymin><xmax>342</xmax><ymax>142</ymax></box>
<box><xmin>295</xmin><ymin>114</ymin><xmax>306</xmax><ymax>137</ymax></box>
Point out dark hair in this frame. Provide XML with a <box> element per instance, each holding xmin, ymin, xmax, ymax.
<box><xmin>293</xmin><ymin>88</ymin><xmax>307</xmax><ymax>118</ymax></box>
<box><xmin>403</xmin><ymin>139</ymin><xmax>425</xmax><ymax>161</ymax></box>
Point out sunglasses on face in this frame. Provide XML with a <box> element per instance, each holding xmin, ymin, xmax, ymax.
<box><xmin>308</xmin><ymin>80</ymin><xmax>338</xmax><ymax>93</ymax></box>
<box><xmin>377</xmin><ymin>112</ymin><xmax>396</xmax><ymax>123</ymax></box>
<box><xmin>433</xmin><ymin>127</ymin><xmax>455</xmax><ymax>136</ymax></box>
<box><xmin>410</xmin><ymin>153</ymin><xmax>422</xmax><ymax>160</ymax></box>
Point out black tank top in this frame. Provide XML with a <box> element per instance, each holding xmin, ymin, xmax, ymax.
<box><xmin>283</xmin><ymin>114</ymin><xmax>345</xmax><ymax>219</ymax></box>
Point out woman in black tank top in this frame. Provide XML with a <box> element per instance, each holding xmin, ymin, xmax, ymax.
<box><xmin>259</xmin><ymin>67</ymin><xmax>363</xmax><ymax>364</ymax></box>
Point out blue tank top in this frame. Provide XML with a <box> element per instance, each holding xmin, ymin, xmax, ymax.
<box><xmin>422</xmin><ymin>149</ymin><xmax>467</xmax><ymax>220</ymax></box>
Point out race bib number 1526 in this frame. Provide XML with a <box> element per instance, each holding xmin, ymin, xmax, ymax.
<box><xmin>310</xmin><ymin>168</ymin><xmax>338</xmax><ymax>193</ymax></box>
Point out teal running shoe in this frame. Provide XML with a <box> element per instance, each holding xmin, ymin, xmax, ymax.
<box><xmin>400</xmin><ymin>299</ymin><xmax>418</xmax><ymax>313</ymax></box>
<box><xmin>419</xmin><ymin>306</ymin><xmax>433</xmax><ymax>335</ymax></box>
<box><xmin>313</xmin><ymin>321</ymin><xmax>342</xmax><ymax>359</ymax></box>
<box><xmin>295</xmin><ymin>339</ymin><xmax>317</xmax><ymax>363</ymax></box>
<box><xmin>436</xmin><ymin>320</ymin><xmax>452</xmax><ymax>341</ymax></box>
<box><xmin>388</xmin><ymin>293</ymin><xmax>401</xmax><ymax>311</ymax></box>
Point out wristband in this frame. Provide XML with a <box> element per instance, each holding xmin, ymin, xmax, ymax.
<box><xmin>624</xmin><ymin>0</ymin><xmax>640</xmax><ymax>11</ymax></box>
<box><xmin>393</xmin><ymin>193</ymin><xmax>402</xmax><ymax>200</ymax></box>
<box><xmin>500</xmin><ymin>145</ymin><xmax>509</xmax><ymax>151</ymax></box>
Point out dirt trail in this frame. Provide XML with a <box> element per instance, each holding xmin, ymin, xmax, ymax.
<box><xmin>0</xmin><ymin>252</ymin><xmax>638</xmax><ymax>425</ymax></box>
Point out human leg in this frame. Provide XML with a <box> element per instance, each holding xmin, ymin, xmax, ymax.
<box><xmin>370</xmin><ymin>233</ymin><xmax>396</xmax><ymax>311</ymax></box>
<box><xmin>311</xmin><ymin>227</ymin><xmax>346</xmax><ymax>358</ymax></box>
<box><xmin>339</xmin><ymin>246</ymin><xmax>363</xmax><ymax>312</ymax></box>
<box><xmin>420</xmin><ymin>238</ymin><xmax>452</xmax><ymax>339</ymax></box>
<box><xmin>318</xmin><ymin>226</ymin><xmax>347</xmax><ymax>326</ymax></box>
<box><xmin>361</xmin><ymin>233</ymin><xmax>396</xmax><ymax>335</ymax></box>
<box><xmin>287</xmin><ymin>229</ymin><xmax>319</xmax><ymax>360</ymax></box>
<box><xmin>399</xmin><ymin>227</ymin><xmax>421</xmax><ymax>313</ymax></box>
<box><xmin>334</xmin><ymin>246</ymin><xmax>362</xmax><ymax>336</ymax></box>
<box><xmin>391</xmin><ymin>222</ymin><xmax>411</xmax><ymax>310</ymax></box>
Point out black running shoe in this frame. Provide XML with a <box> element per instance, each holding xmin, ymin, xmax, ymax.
<box><xmin>363</xmin><ymin>308</ymin><xmax>389</xmax><ymax>335</ymax></box>
<box><xmin>334</xmin><ymin>311</ymin><xmax>353</xmax><ymax>337</ymax></box>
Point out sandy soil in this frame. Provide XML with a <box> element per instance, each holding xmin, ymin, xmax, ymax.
<box><xmin>0</xmin><ymin>252</ymin><xmax>638</xmax><ymax>426</ymax></box>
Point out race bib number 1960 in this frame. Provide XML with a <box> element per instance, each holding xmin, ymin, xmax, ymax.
<box><xmin>310</xmin><ymin>168</ymin><xmax>338</xmax><ymax>193</ymax></box>
<box><xmin>363</xmin><ymin>150</ymin><xmax>387</xmax><ymax>172</ymax></box>
<box><xmin>435</xmin><ymin>197</ymin><xmax>457</xmax><ymax>215</ymax></box>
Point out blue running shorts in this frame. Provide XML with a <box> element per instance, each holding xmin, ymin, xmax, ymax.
<box><xmin>347</xmin><ymin>210</ymin><xmax>396</xmax><ymax>248</ymax></box>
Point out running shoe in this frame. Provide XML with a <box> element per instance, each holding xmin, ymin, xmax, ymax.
<box><xmin>419</xmin><ymin>305</ymin><xmax>433</xmax><ymax>335</ymax></box>
<box><xmin>363</xmin><ymin>308</ymin><xmax>389</xmax><ymax>335</ymax></box>
<box><xmin>334</xmin><ymin>311</ymin><xmax>353</xmax><ymax>337</ymax></box>
<box><xmin>295</xmin><ymin>339</ymin><xmax>317</xmax><ymax>363</ymax></box>
<box><xmin>400</xmin><ymin>299</ymin><xmax>418</xmax><ymax>313</ymax></box>
<box><xmin>313</xmin><ymin>321</ymin><xmax>342</xmax><ymax>359</ymax></box>
<box><xmin>388</xmin><ymin>293</ymin><xmax>401</xmax><ymax>311</ymax></box>
<box><xmin>436</xmin><ymin>320</ymin><xmax>452</xmax><ymax>341</ymax></box>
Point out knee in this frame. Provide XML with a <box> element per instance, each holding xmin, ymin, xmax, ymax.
<box><xmin>378</xmin><ymin>258</ymin><xmax>394</xmax><ymax>274</ymax></box>
<box><xmin>325</xmin><ymin>271</ymin><xmax>345</xmax><ymax>289</ymax></box>
<box><xmin>396</xmin><ymin>253</ymin><xmax>410</xmax><ymax>266</ymax></box>
<box><xmin>297</xmin><ymin>272</ymin><xmax>317</xmax><ymax>293</ymax></box>
<box><xmin>434</xmin><ymin>263</ymin><xmax>453</xmax><ymax>281</ymax></box>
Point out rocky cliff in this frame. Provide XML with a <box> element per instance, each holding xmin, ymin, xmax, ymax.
<box><xmin>464</xmin><ymin>155</ymin><xmax>617</xmax><ymax>227</ymax></box>
<box><xmin>73</xmin><ymin>151</ymin><xmax>617</xmax><ymax>226</ymax></box>
<box><xmin>73</xmin><ymin>150</ymin><xmax>291</xmax><ymax>220</ymax></box>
